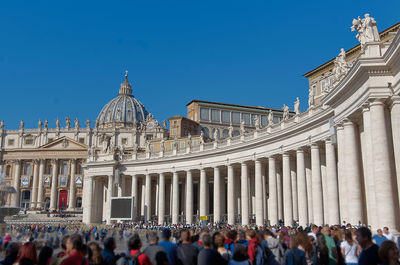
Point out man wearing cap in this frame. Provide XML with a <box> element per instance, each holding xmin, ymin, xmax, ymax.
<box><xmin>159</xmin><ymin>228</ymin><xmax>177</xmax><ymax>265</ymax></box>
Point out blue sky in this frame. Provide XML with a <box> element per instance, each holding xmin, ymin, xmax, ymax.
<box><xmin>1</xmin><ymin>0</ymin><xmax>399</xmax><ymax>129</ymax></box>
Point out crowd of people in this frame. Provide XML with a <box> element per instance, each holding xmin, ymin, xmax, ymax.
<box><xmin>0</xmin><ymin>223</ymin><xmax>398</xmax><ymax>265</ymax></box>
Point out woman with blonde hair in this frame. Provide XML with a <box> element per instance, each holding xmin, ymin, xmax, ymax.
<box><xmin>88</xmin><ymin>242</ymin><xmax>105</xmax><ymax>265</ymax></box>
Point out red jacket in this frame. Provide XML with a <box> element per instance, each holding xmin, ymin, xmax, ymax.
<box><xmin>248</xmin><ymin>237</ymin><xmax>260</xmax><ymax>263</ymax></box>
<box><xmin>130</xmin><ymin>249</ymin><xmax>152</xmax><ymax>265</ymax></box>
<box><xmin>60</xmin><ymin>250</ymin><xmax>88</xmax><ymax>265</ymax></box>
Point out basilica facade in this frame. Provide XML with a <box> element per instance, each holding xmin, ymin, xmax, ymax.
<box><xmin>1</xmin><ymin>15</ymin><xmax>400</xmax><ymax>231</ymax></box>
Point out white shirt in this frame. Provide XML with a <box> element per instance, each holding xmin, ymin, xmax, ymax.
<box><xmin>340</xmin><ymin>240</ymin><xmax>358</xmax><ymax>264</ymax></box>
<box><xmin>384</xmin><ymin>232</ymin><xmax>395</xmax><ymax>241</ymax></box>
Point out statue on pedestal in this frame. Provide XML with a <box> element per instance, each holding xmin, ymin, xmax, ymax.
<box><xmin>240</xmin><ymin>120</ymin><xmax>245</xmax><ymax>135</ymax></box>
<box><xmin>351</xmin><ymin>14</ymin><xmax>380</xmax><ymax>52</ymax></box>
<box><xmin>228</xmin><ymin>124</ymin><xmax>233</xmax><ymax>138</ymax></box>
<box><xmin>0</xmin><ymin>121</ymin><xmax>3</xmax><ymax>130</ymax></box>
<box><xmin>268</xmin><ymin>110</ymin><xmax>273</xmax><ymax>126</ymax></box>
<box><xmin>200</xmin><ymin>131</ymin><xmax>204</xmax><ymax>145</ymax></box>
<box><xmin>19</xmin><ymin>120</ymin><xmax>24</xmax><ymax>130</ymax></box>
<box><xmin>38</xmin><ymin>120</ymin><xmax>42</xmax><ymax>129</ymax></box>
<box><xmin>213</xmin><ymin>128</ymin><xmax>219</xmax><ymax>140</ymax></box>
<box><xmin>283</xmin><ymin>104</ymin><xmax>289</xmax><ymax>121</ymax></box>
<box><xmin>56</xmin><ymin>119</ymin><xmax>60</xmax><ymax>129</ymax></box>
<box><xmin>308</xmin><ymin>88</ymin><xmax>315</xmax><ymax>107</ymax></box>
<box><xmin>187</xmin><ymin>133</ymin><xmax>192</xmax><ymax>147</ymax></box>
<box><xmin>86</xmin><ymin>119</ymin><xmax>91</xmax><ymax>129</ymax></box>
<box><xmin>44</xmin><ymin>120</ymin><xmax>48</xmax><ymax>129</ymax></box>
<box><xmin>294</xmin><ymin>97</ymin><xmax>300</xmax><ymax>115</ymax></box>
<box><xmin>75</xmin><ymin>118</ymin><xmax>79</xmax><ymax>129</ymax></box>
<box><xmin>65</xmin><ymin>117</ymin><xmax>71</xmax><ymax>129</ymax></box>
<box><xmin>160</xmin><ymin>139</ymin><xmax>165</xmax><ymax>152</ymax></box>
<box><xmin>254</xmin><ymin>116</ymin><xmax>260</xmax><ymax>130</ymax></box>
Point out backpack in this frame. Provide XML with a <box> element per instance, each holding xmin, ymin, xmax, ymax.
<box><xmin>121</xmin><ymin>251</ymin><xmax>142</xmax><ymax>265</ymax></box>
<box><xmin>256</xmin><ymin>244</ymin><xmax>279</xmax><ymax>265</ymax></box>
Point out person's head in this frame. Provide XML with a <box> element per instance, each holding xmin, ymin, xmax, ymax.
<box><xmin>289</xmin><ymin>236</ymin><xmax>297</xmax><ymax>250</ymax></box>
<box><xmin>295</xmin><ymin>232</ymin><xmax>313</xmax><ymax>256</ymax></box>
<box><xmin>202</xmin><ymin>233</ymin><xmax>213</xmax><ymax>248</ymax></box>
<box><xmin>16</xmin><ymin>242</ymin><xmax>38</xmax><ymax>264</ymax></box>
<box><xmin>232</xmin><ymin>244</ymin><xmax>249</xmax><ymax>262</ymax></box>
<box><xmin>104</xmin><ymin>237</ymin><xmax>116</xmax><ymax>251</ymax></box>
<box><xmin>356</xmin><ymin>227</ymin><xmax>372</xmax><ymax>249</ymax></box>
<box><xmin>263</xmin><ymin>229</ymin><xmax>274</xmax><ymax>239</ymax></box>
<box><xmin>5</xmin><ymin>242</ymin><xmax>20</xmax><ymax>259</ymax></box>
<box><xmin>311</xmin><ymin>225</ymin><xmax>319</xmax><ymax>234</ymax></box>
<box><xmin>38</xmin><ymin>246</ymin><xmax>53</xmax><ymax>265</ymax></box>
<box><xmin>161</xmin><ymin>228</ymin><xmax>171</xmax><ymax>240</ymax></box>
<box><xmin>344</xmin><ymin>229</ymin><xmax>354</xmax><ymax>245</ymax></box>
<box><xmin>383</xmin><ymin>227</ymin><xmax>389</xmax><ymax>234</ymax></box>
<box><xmin>66</xmin><ymin>234</ymin><xmax>83</xmax><ymax>254</ymax></box>
<box><xmin>148</xmin><ymin>232</ymin><xmax>159</xmax><ymax>244</ymax></box>
<box><xmin>237</xmin><ymin>230</ymin><xmax>246</xmax><ymax>241</ymax></box>
<box><xmin>321</xmin><ymin>226</ymin><xmax>330</xmax><ymax>236</ymax></box>
<box><xmin>377</xmin><ymin>229</ymin><xmax>383</xmax><ymax>237</ymax></box>
<box><xmin>214</xmin><ymin>233</ymin><xmax>225</xmax><ymax>248</ymax></box>
<box><xmin>246</xmin><ymin>230</ymin><xmax>256</xmax><ymax>240</ymax></box>
<box><xmin>88</xmin><ymin>242</ymin><xmax>104</xmax><ymax>265</ymax></box>
<box><xmin>128</xmin><ymin>234</ymin><xmax>142</xmax><ymax>250</ymax></box>
<box><xmin>379</xmin><ymin>240</ymin><xmax>399</xmax><ymax>264</ymax></box>
<box><xmin>180</xmin><ymin>229</ymin><xmax>191</xmax><ymax>243</ymax></box>
<box><xmin>61</xmin><ymin>235</ymin><xmax>70</xmax><ymax>251</ymax></box>
<box><xmin>317</xmin><ymin>234</ymin><xmax>328</xmax><ymax>254</ymax></box>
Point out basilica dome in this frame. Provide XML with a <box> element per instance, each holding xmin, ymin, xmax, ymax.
<box><xmin>96</xmin><ymin>73</ymin><xmax>149</xmax><ymax>128</ymax></box>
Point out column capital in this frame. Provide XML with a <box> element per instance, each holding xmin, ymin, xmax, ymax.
<box><xmin>343</xmin><ymin>118</ymin><xmax>356</xmax><ymax>127</ymax></box>
<box><xmin>50</xmin><ymin>159</ymin><xmax>58</xmax><ymax>165</ymax></box>
<box><xmin>368</xmin><ymin>98</ymin><xmax>387</xmax><ymax>107</ymax></box>
<box><xmin>32</xmin><ymin>159</ymin><xmax>40</xmax><ymax>166</ymax></box>
<box><xmin>282</xmin><ymin>152</ymin><xmax>291</xmax><ymax>157</ymax></box>
<box><xmin>362</xmin><ymin>102</ymin><xmax>370</xmax><ymax>113</ymax></box>
<box><xmin>310</xmin><ymin>142</ymin><xmax>320</xmax><ymax>149</ymax></box>
<box><xmin>296</xmin><ymin>147</ymin><xmax>305</xmax><ymax>153</ymax></box>
<box><xmin>390</xmin><ymin>95</ymin><xmax>400</xmax><ymax>108</ymax></box>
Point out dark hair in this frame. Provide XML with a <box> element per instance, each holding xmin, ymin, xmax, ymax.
<box><xmin>232</xmin><ymin>244</ymin><xmax>249</xmax><ymax>262</ymax></box>
<box><xmin>5</xmin><ymin>242</ymin><xmax>20</xmax><ymax>259</ymax></box>
<box><xmin>202</xmin><ymin>233</ymin><xmax>213</xmax><ymax>248</ymax></box>
<box><xmin>16</xmin><ymin>242</ymin><xmax>37</xmax><ymax>264</ymax></box>
<box><xmin>356</xmin><ymin>227</ymin><xmax>372</xmax><ymax>240</ymax></box>
<box><xmin>263</xmin><ymin>230</ymin><xmax>273</xmax><ymax>237</ymax></box>
<box><xmin>69</xmin><ymin>234</ymin><xmax>83</xmax><ymax>251</ymax></box>
<box><xmin>38</xmin><ymin>246</ymin><xmax>53</xmax><ymax>265</ymax></box>
<box><xmin>88</xmin><ymin>242</ymin><xmax>105</xmax><ymax>265</ymax></box>
<box><xmin>128</xmin><ymin>234</ymin><xmax>141</xmax><ymax>250</ymax></box>
<box><xmin>148</xmin><ymin>232</ymin><xmax>159</xmax><ymax>243</ymax></box>
<box><xmin>104</xmin><ymin>237</ymin><xmax>115</xmax><ymax>250</ymax></box>
<box><xmin>379</xmin><ymin>240</ymin><xmax>397</xmax><ymax>263</ymax></box>
<box><xmin>61</xmin><ymin>235</ymin><xmax>70</xmax><ymax>251</ymax></box>
<box><xmin>317</xmin><ymin>234</ymin><xmax>329</xmax><ymax>256</ymax></box>
<box><xmin>344</xmin><ymin>230</ymin><xmax>354</xmax><ymax>246</ymax></box>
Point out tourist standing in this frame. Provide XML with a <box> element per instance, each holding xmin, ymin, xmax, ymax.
<box><xmin>264</xmin><ymin>230</ymin><xmax>284</xmax><ymax>265</ymax></box>
<box><xmin>357</xmin><ymin>227</ymin><xmax>381</xmax><ymax>265</ymax></box>
<box><xmin>0</xmin><ymin>242</ymin><xmax>19</xmax><ymax>265</ymax></box>
<box><xmin>378</xmin><ymin>240</ymin><xmax>400</xmax><ymax>265</ymax></box>
<box><xmin>316</xmin><ymin>234</ymin><xmax>330</xmax><ymax>265</ymax></box>
<box><xmin>340</xmin><ymin>230</ymin><xmax>358</xmax><ymax>265</ymax></box>
<box><xmin>215</xmin><ymin>234</ymin><xmax>232</xmax><ymax>261</ymax></box>
<box><xmin>383</xmin><ymin>227</ymin><xmax>395</xmax><ymax>242</ymax></box>
<box><xmin>197</xmin><ymin>233</ymin><xmax>227</xmax><ymax>265</ymax></box>
<box><xmin>60</xmin><ymin>234</ymin><xmax>88</xmax><ymax>265</ymax></box>
<box><xmin>125</xmin><ymin>234</ymin><xmax>152</xmax><ymax>265</ymax></box>
<box><xmin>89</xmin><ymin>242</ymin><xmax>106</xmax><ymax>265</ymax></box>
<box><xmin>176</xmin><ymin>229</ymin><xmax>198</xmax><ymax>265</ymax></box>
<box><xmin>143</xmin><ymin>232</ymin><xmax>169</xmax><ymax>265</ymax></box>
<box><xmin>102</xmin><ymin>237</ymin><xmax>121</xmax><ymax>265</ymax></box>
<box><xmin>372</xmin><ymin>229</ymin><xmax>386</xmax><ymax>247</ymax></box>
<box><xmin>283</xmin><ymin>236</ymin><xmax>307</xmax><ymax>265</ymax></box>
<box><xmin>158</xmin><ymin>228</ymin><xmax>177</xmax><ymax>265</ymax></box>
<box><xmin>229</xmin><ymin>244</ymin><xmax>250</xmax><ymax>265</ymax></box>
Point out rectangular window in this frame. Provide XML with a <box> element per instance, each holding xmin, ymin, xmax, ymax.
<box><xmin>25</xmin><ymin>138</ymin><xmax>34</xmax><ymax>145</ymax></box>
<box><xmin>200</xmin><ymin>108</ymin><xmax>210</xmax><ymax>121</ymax></box>
<box><xmin>180</xmin><ymin>142</ymin><xmax>185</xmax><ymax>148</ymax></box>
<box><xmin>146</xmin><ymin>135</ymin><xmax>153</xmax><ymax>140</ymax></box>
<box><xmin>232</xmin><ymin>112</ymin><xmax>240</xmax><ymax>124</ymax></box>
<box><xmin>172</xmin><ymin>128</ymin><xmax>178</xmax><ymax>135</ymax></box>
<box><xmin>79</xmin><ymin>138</ymin><xmax>85</xmax><ymax>144</ymax></box>
<box><xmin>242</xmin><ymin>113</ymin><xmax>250</xmax><ymax>125</ymax></box>
<box><xmin>261</xmin><ymin>115</ymin><xmax>268</xmax><ymax>126</ymax></box>
<box><xmin>274</xmin><ymin>116</ymin><xmax>281</xmax><ymax>123</ymax></box>
<box><xmin>7</xmin><ymin>139</ymin><xmax>14</xmax><ymax>146</ymax></box>
<box><xmin>221</xmin><ymin>111</ymin><xmax>230</xmax><ymax>123</ymax></box>
<box><xmin>211</xmin><ymin>109</ymin><xmax>220</xmax><ymax>122</ymax></box>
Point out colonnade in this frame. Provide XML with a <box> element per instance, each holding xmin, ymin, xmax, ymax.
<box><xmin>83</xmin><ymin>97</ymin><xmax>400</xmax><ymax>230</ymax></box>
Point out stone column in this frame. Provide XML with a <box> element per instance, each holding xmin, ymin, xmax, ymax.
<box><xmin>343</xmin><ymin>119</ymin><xmax>364</xmax><ymax>224</ymax></box>
<box><xmin>31</xmin><ymin>160</ymin><xmax>39</xmax><ymax>208</ymax></box>
<box><xmin>50</xmin><ymin>160</ymin><xmax>58</xmax><ymax>210</ymax></box>
<box><xmin>145</xmin><ymin>174</ymin><xmax>151</xmax><ymax>221</ymax></box>
<box><xmin>290</xmin><ymin>157</ymin><xmax>298</xmax><ymax>222</ymax></box>
<box><xmin>370</xmin><ymin>99</ymin><xmax>397</xmax><ymax>230</ymax></box>
<box><xmin>296</xmin><ymin>148</ymin><xmax>308</xmax><ymax>226</ymax></box>
<box><xmin>336</xmin><ymin>123</ymin><xmax>346</xmax><ymax>222</ymax></box>
<box><xmin>186</xmin><ymin>170</ymin><xmax>193</xmax><ymax>224</ymax></box>
<box><xmin>305</xmin><ymin>153</ymin><xmax>313</xmax><ymax>222</ymax></box>
<box><xmin>361</xmin><ymin>105</ymin><xmax>377</xmax><ymax>229</ymax></box>
<box><xmin>172</xmin><ymin>171</ymin><xmax>179</xmax><ymax>224</ymax></box>
<box><xmin>11</xmin><ymin>160</ymin><xmax>21</xmax><ymax>207</ymax></box>
<box><xmin>282</xmin><ymin>153</ymin><xmax>293</xmax><ymax>226</ymax></box>
<box><xmin>268</xmin><ymin>157</ymin><xmax>278</xmax><ymax>225</ymax></box>
<box><xmin>227</xmin><ymin>164</ymin><xmax>235</xmax><ymax>224</ymax></box>
<box><xmin>255</xmin><ymin>159</ymin><xmax>264</xmax><ymax>226</ymax></box>
<box><xmin>141</xmin><ymin>182</ymin><xmax>145</xmax><ymax>217</ymax></box>
<box><xmin>199</xmin><ymin>168</ymin><xmax>207</xmax><ymax>218</ymax></box>
<box><xmin>390</xmin><ymin>96</ymin><xmax>400</xmax><ymax>214</ymax></box>
<box><xmin>68</xmin><ymin>159</ymin><xmax>76</xmax><ymax>210</ymax></box>
<box><xmin>311</xmin><ymin>143</ymin><xmax>323</xmax><ymax>225</ymax></box>
<box><xmin>262</xmin><ymin>164</ymin><xmax>268</xmax><ymax>221</ymax></box>
<box><xmin>213</xmin><ymin>167</ymin><xmax>221</xmax><ymax>223</ymax></box>
<box><xmin>276</xmin><ymin>164</ymin><xmax>283</xmax><ymax>221</ymax></box>
<box><xmin>131</xmin><ymin>175</ymin><xmax>138</xmax><ymax>219</ymax></box>
<box><xmin>82</xmin><ymin>175</ymin><xmax>94</xmax><ymax>224</ymax></box>
<box><xmin>37</xmin><ymin>159</ymin><xmax>45</xmax><ymax>209</ymax></box>
<box><xmin>325</xmin><ymin>139</ymin><xmax>340</xmax><ymax>225</ymax></box>
<box><xmin>240</xmin><ymin>162</ymin><xmax>249</xmax><ymax>225</ymax></box>
<box><xmin>106</xmin><ymin>175</ymin><xmax>114</xmax><ymax>224</ymax></box>
<box><xmin>158</xmin><ymin>173</ymin><xmax>165</xmax><ymax>225</ymax></box>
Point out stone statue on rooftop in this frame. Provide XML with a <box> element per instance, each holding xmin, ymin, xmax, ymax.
<box><xmin>268</xmin><ymin>110</ymin><xmax>273</xmax><ymax>126</ymax></box>
<box><xmin>0</xmin><ymin>121</ymin><xmax>3</xmax><ymax>130</ymax></box>
<box><xmin>240</xmin><ymin>120</ymin><xmax>245</xmax><ymax>135</ymax></box>
<box><xmin>294</xmin><ymin>97</ymin><xmax>300</xmax><ymax>115</ymax></box>
<box><xmin>255</xmin><ymin>116</ymin><xmax>260</xmax><ymax>130</ymax></box>
<box><xmin>351</xmin><ymin>14</ymin><xmax>380</xmax><ymax>52</ymax></box>
<box><xmin>213</xmin><ymin>128</ymin><xmax>219</xmax><ymax>140</ymax></box>
<box><xmin>75</xmin><ymin>118</ymin><xmax>79</xmax><ymax>129</ymax></box>
<box><xmin>308</xmin><ymin>88</ymin><xmax>315</xmax><ymax>107</ymax></box>
<box><xmin>38</xmin><ymin>119</ymin><xmax>42</xmax><ymax>129</ymax></box>
<box><xmin>86</xmin><ymin>119</ymin><xmax>90</xmax><ymax>129</ymax></box>
<box><xmin>162</xmin><ymin>120</ymin><xmax>167</xmax><ymax>129</ymax></box>
<box><xmin>19</xmin><ymin>120</ymin><xmax>24</xmax><ymax>130</ymax></box>
<box><xmin>228</xmin><ymin>124</ymin><xmax>233</xmax><ymax>138</ymax></box>
<box><xmin>44</xmin><ymin>119</ymin><xmax>48</xmax><ymax>129</ymax></box>
<box><xmin>160</xmin><ymin>139</ymin><xmax>165</xmax><ymax>152</ymax></box>
<box><xmin>283</xmin><ymin>104</ymin><xmax>289</xmax><ymax>121</ymax></box>
<box><xmin>200</xmin><ymin>131</ymin><xmax>204</xmax><ymax>144</ymax></box>
<box><xmin>65</xmin><ymin>117</ymin><xmax>71</xmax><ymax>129</ymax></box>
<box><xmin>56</xmin><ymin>119</ymin><xmax>60</xmax><ymax>129</ymax></box>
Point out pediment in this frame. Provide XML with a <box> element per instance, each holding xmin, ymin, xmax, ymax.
<box><xmin>39</xmin><ymin>136</ymin><xmax>88</xmax><ymax>150</ymax></box>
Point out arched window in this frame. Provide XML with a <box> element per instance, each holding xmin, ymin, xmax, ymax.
<box><xmin>222</xmin><ymin>129</ymin><xmax>229</xmax><ymax>139</ymax></box>
<box><xmin>201</xmin><ymin>127</ymin><xmax>210</xmax><ymax>138</ymax></box>
<box><xmin>62</xmin><ymin>163</ymin><xmax>68</xmax><ymax>175</ymax></box>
